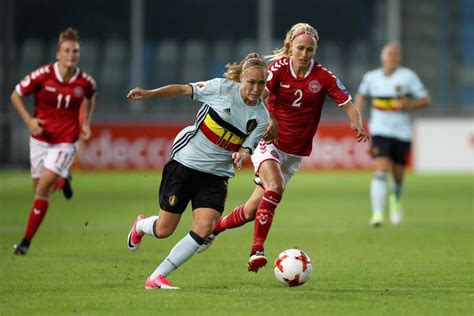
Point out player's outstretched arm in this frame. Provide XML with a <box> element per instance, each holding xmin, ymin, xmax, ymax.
<box><xmin>353</xmin><ymin>94</ymin><xmax>367</xmax><ymax>117</ymax></box>
<box><xmin>342</xmin><ymin>101</ymin><xmax>369</xmax><ymax>143</ymax></box>
<box><xmin>127</xmin><ymin>84</ymin><xmax>192</xmax><ymax>101</ymax></box>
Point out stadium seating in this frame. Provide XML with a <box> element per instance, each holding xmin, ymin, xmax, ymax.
<box><xmin>235</xmin><ymin>39</ymin><xmax>256</xmax><ymax>63</ymax></box>
<box><xmin>209</xmin><ymin>40</ymin><xmax>234</xmax><ymax>78</ymax></box>
<box><xmin>99</xmin><ymin>39</ymin><xmax>128</xmax><ymax>109</ymax></box>
<box><xmin>153</xmin><ymin>40</ymin><xmax>179</xmax><ymax>86</ymax></box>
<box><xmin>79</xmin><ymin>40</ymin><xmax>100</xmax><ymax>76</ymax></box>
<box><xmin>318</xmin><ymin>41</ymin><xmax>343</xmax><ymax>79</ymax></box>
<box><xmin>459</xmin><ymin>0</ymin><xmax>474</xmax><ymax>107</ymax></box>
<box><xmin>16</xmin><ymin>28</ymin><xmax>471</xmax><ymax>114</ymax></box>
<box><xmin>18</xmin><ymin>39</ymin><xmax>45</xmax><ymax>77</ymax></box>
<box><xmin>180</xmin><ymin>40</ymin><xmax>207</xmax><ymax>84</ymax></box>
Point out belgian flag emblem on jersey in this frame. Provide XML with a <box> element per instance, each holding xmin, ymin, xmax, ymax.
<box><xmin>246</xmin><ymin>119</ymin><xmax>257</xmax><ymax>133</ymax></box>
<box><xmin>199</xmin><ymin>108</ymin><xmax>249</xmax><ymax>151</ymax></box>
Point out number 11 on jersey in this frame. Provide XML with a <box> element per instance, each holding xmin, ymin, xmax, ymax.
<box><xmin>57</xmin><ymin>94</ymin><xmax>71</xmax><ymax>109</ymax></box>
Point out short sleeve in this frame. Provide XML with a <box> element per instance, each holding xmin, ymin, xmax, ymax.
<box><xmin>190</xmin><ymin>78</ymin><xmax>223</xmax><ymax>104</ymax></box>
<box><xmin>15</xmin><ymin>65</ymin><xmax>50</xmax><ymax>96</ymax></box>
<box><xmin>357</xmin><ymin>72</ymin><xmax>371</xmax><ymax>97</ymax></box>
<box><xmin>407</xmin><ymin>71</ymin><xmax>428</xmax><ymax>99</ymax></box>
<box><xmin>265</xmin><ymin>59</ymin><xmax>284</xmax><ymax>94</ymax></box>
<box><xmin>326</xmin><ymin>74</ymin><xmax>352</xmax><ymax>106</ymax></box>
<box><xmin>82</xmin><ymin>72</ymin><xmax>97</xmax><ymax>99</ymax></box>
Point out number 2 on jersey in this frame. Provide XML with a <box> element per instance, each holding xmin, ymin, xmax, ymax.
<box><xmin>292</xmin><ymin>89</ymin><xmax>303</xmax><ymax>107</ymax></box>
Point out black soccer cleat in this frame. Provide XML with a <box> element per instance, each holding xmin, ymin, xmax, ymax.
<box><xmin>13</xmin><ymin>239</ymin><xmax>30</xmax><ymax>255</ymax></box>
<box><xmin>62</xmin><ymin>175</ymin><xmax>73</xmax><ymax>200</ymax></box>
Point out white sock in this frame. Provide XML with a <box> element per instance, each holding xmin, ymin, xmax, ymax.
<box><xmin>150</xmin><ymin>232</ymin><xmax>203</xmax><ymax>279</ymax></box>
<box><xmin>370</xmin><ymin>172</ymin><xmax>387</xmax><ymax>214</ymax></box>
<box><xmin>136</xmin><ymin>216</ymin><xmax>158</xmax><ymax>237</ymax></box>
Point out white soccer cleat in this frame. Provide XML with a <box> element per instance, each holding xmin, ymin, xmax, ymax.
<box><xmin>369</xmin><ymin>212</ymin><xmax>384</xmax><ymax>227</ymax></box>
<box><xmin>389</xmin><ymin>194</ymin><xmax>404</xmax><ymax>225</ymax></box>
<box><xmin>197</xmin><ymin>234</ymin><xmax>216</xmax><ymax>253</ymax></box>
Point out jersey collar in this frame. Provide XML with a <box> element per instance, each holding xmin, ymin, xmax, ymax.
<box><xmin>54</xmin><ymin>62</ymin><xmax>80</xmax><ymax>83</ymax></box>
<box><xmin>289</xmin><ymin>57</ymin><xmax>314</xmax><ymax>79</ymax></box>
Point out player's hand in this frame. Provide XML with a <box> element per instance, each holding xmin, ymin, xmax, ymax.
<box><xmin>351</xmin><ymin>121</ymin><xmax>370</xmax><ymax>143</ymax></box>
<box><xmin>232</xmin><ymin>149</ymin><xmax>250</xmax><ymax>170</ymax></box>
<box><xmin>395</xmin><ymin>97</ymin><xmax>410</xmax><ymax>111</ymax></box>
<box><xmin>127</xmin><ymin>87</ymin><xmax>150</xmax><ymax>100</ymax></box>
<box><xmin>262</xmin><ymin>117</ymin><xmax>278</xmax><ymax>143</ymax></box>
<box><xmin>28</xmin><ymin>118</ymin><xmax>44</xmax><ymax>136</ymax></box>
<box><xmin>80</xmin><ymin>124</ymin><xmax>92</xmax><ymax>140</ymax></box>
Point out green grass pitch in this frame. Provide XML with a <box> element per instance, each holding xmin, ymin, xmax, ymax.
<box><xmin>0</xmin><ymin>170</ymin><xmax>472</xmax><ymax>315</ymax></box>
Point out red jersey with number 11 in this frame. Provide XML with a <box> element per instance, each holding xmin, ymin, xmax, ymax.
<box><xmin>15</xmin><ymin>62</ymin><xmax>96</xmax><ymax>144</ymax></box>
<box><xmin>266</xmin><ymin>57</ymin><xmax>351</xmax><ymax>156</ymax></box>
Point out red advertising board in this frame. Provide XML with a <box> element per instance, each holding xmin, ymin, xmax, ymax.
<box><xmin>75</xmin><ymin>122</ymin><xmax>372</xmax><ymax>170</ymax></box>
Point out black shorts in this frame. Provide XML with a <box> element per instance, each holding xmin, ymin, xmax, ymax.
<box><xmin>370</xmin><ymin>135</ymin><xmax>411</xmax><ymax>165</ymax></box>
<box><xmin>159</xmin><ymin>159</ymin><xmax>229</xmax><ymax>214</ymax></box>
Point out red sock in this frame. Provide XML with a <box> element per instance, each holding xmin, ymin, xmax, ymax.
<box><xmin>24</xmin><ymin>198</ymin><xmax>49</xmax><ymax>241</ymax></box>
<box><xmin>51</xmin><ymin>178</ymin><xmax>65</xmax><ymax>193</ymax></box>
<box><xmin>214</xmin><ymin>205</ymin><xmax>247</xmax><ymax>234</ymax></box>
<box><xmin>251</xmin><ymin>190</ymin><xmax>281</xmax><ymax>254</ymax></box>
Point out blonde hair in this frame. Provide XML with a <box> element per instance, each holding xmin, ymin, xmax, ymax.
<box><xmin>268</xmin><ymin>23</ymin><xmax>319</xmax><ymax>61</ymax></box>
<box><xmin>57</xmin><ymin>27</ymin><xmax>80</xmax><ymax>50</ymax></box>
<box><xmin>224</xmin><ymin>53</ymin><xmax>267</xmax><ymax>82</ymax></box>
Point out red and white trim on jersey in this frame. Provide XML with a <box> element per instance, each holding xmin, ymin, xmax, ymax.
<box><xmin>336</xmin><ymin>94</ymin><xmax>351</xmax><ymax>106</ymax></box>
<box><xmin>315</xmin><ymin>64</ymin><xmax>351</xmax><ymax>106</ymax></box>
<box><xmin>289</xmin><ymin>57</ymin><xmax>315</xmax><ymax>79</ymax></box>
<box><xmin>15</xmin><ymin>64</ymin><xmax>51</xmax><ymax>96</ymax></box>
<box><xmin>53</xmin><ymin>62</ymin><xmax>80</xmax><ymax>83</ymax></box>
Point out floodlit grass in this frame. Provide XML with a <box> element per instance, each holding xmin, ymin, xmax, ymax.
<box><xmin>0</xmin><ymin>170</ymin><xmax>472</xmax><ymax>315</ymax></box>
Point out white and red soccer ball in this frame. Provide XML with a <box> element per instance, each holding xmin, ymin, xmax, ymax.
<box><xmin>274</xmin><ymin>248</ymin><xmax>313</xmax><ymax>287</ymax></box>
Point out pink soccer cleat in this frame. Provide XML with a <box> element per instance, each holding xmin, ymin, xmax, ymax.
<box><xmin>145</xmin><ymin>275</ymin><xmax>179</xmax><ymax>290</ymax></box>
<box><xmin>247</xmin><ymin>251</ymin><xmax>268</xmax><ymax>273</ymax></box>
<box><xmin>127</xmin><ymin>214</ymin><xmax>146</xmax><ymax>250</ymax></box>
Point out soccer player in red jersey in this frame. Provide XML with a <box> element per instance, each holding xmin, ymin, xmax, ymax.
<box><xmin>11</xmin><ymin>27</ymin><xmax>96</xmax><ymax>255</ymax></box>
<box><xmin>198</xmin><ymin>23</ymin><xmax>369</xmax><ymax>272</ymax></box>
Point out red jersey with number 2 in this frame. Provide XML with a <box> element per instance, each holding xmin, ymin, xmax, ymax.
<box><xmin>15</xmin><ymin>62</ymin><xmax>96</xmax><ymax>144</ymax></box>
<box><xmin>266</xmin><ymin>57</ymin><xmax>351</xmax><ymax>156</ymax></box>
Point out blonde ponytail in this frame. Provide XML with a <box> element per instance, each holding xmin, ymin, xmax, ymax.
<box><xmin>224</xmin><ymin>53</ymin><xmax>267</xmax><ymax>82</ymax></box>
<box><xmin>267</xmin><ymin>23</ymin><xmax>319</xmax><ymax>61</ymax></box>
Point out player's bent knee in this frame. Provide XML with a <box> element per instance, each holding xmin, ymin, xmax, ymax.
<box><xmin>191</xmin><ymin>223</ymin><xmax>214</xmax><ymax>239</ymax></box>
<box><xmin>154</xmin><ymin>224</ymin><xmax>176</xmax><ymax>238</ymax></box>
<box><xmin>265</xmin><ymin>181</ymin><xmax>285</xmax><ymax>195</ymax></box>
<box><xmin>155</xmin><ymin>230</ymin><xmax>173</xmax><ymax>238</ymax></box>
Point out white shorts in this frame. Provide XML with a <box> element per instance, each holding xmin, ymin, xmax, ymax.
<box><xmin>30</xmin><ymin>137</ymin><xmax>78</xmax><ymax>179</ymax></box>
<box><xmin>251</xmin><ymin>141</ymin><xmax>303</xmax><ymax>185</ymax></box>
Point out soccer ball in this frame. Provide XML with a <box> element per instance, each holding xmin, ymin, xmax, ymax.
<box><xmin>274</xmin><ymin>248</ymin><xmax>313</xmax><ymax>287</ymax></box>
